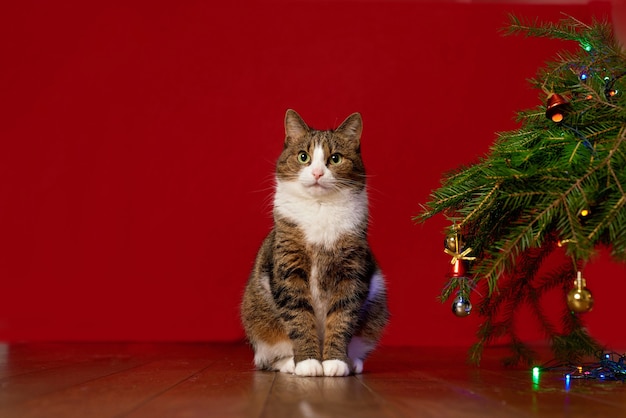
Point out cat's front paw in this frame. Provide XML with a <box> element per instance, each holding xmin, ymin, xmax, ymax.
<box><xmin>322</xmin><ymin>359</ymin><xmax>351</xmax><ymax>377</ymax></box>
<box><xmin>295</xmin><ymin>359</ymin><xmax>323</xmax><ymax>376</ymax></box>
<box><xmin>276</xmin><ymin>357</ymin><xmax>295</xmax><ymax>374</ymax></box>
<box><xmin>351</xmin><ymin>358</ymin><xmax>364</xmax><ymax>374</ymax></box>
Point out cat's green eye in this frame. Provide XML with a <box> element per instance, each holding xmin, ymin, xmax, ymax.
<box><xmin>298</xmin><ymin>151</ymin><xmax>311</xmax><ymax>164</ymax></box>
<box><xmin>329</xmin><ymin>153</ymin><xmax>343</xmax><ymax>165</ymax></box>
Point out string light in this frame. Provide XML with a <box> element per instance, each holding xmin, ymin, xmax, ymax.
<box><xmin>532</xmin><ymin>351</ymin><xmax>626</xmax><ymax>385</ymax></box>
<box><xmin>561</xmin><ymin>123</ymin><xmax>596</xmax><ymax>155</ymax></box>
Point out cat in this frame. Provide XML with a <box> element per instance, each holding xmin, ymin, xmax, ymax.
<box><xmin>240</xmin><ymin>109</ymin><xmax>389</xmax><ymax>377</ymax></box>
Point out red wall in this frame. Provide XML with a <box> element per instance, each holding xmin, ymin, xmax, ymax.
<box><xmin>2</xmin><ymin>0</ymin><xmax>624</xmax><ymax>348</ymax></box>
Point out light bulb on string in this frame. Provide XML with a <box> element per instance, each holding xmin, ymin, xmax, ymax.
<box><xmin>579</xmin><ymin>208</ymin><xmax>592</xmax><ymax>225</ymax></box>
<box><xmin>580</xmin><ymin>41</ymin><xmax>592</xmax><ymax>52</ymax></box>
<box><xmin>532</xmin><ymin>367</ymin><xmax>541</xmax><ymax>390</ymax></box>
<box><xmin>603</xmin><ymin>71</ymin><xmax>626</xmax><ymax>99</ymax></box>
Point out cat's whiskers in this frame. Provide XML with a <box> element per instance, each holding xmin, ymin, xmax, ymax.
<box><xmin>251</xmin><ymin>174</ymin><xmax>281</xmax><ymax>215</ymax></box>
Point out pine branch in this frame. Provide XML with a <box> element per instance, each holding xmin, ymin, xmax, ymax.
<box><xmin>417</xmin><ymin>15</ymin><xmax>626</xmax><ymax>364</ymax></box>
<box><xmin>504</xmin><ymin>14</ymin><xmax>591</xmax><ymax>42</ymax></box>
<box><xmin>551</xmin><ymin>328</ymin><xmax>603</xmax><ymax>364</ymax></box>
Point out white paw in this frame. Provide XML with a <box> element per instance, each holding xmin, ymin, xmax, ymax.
<box><xmin>351</xmin><ymin>358</ymin><xmax>364</xmax><ymax>374</ymax></box>
<box><xmin>322</xmin><ymin>359</ymin><xmax>351</xmax><ymax>377</ymax></box>
<box><xmin>276</xmin><ymin>357</ymin><xmax>295</xmax><ymax>374</ymax></box>
<box><xmin>295</xmin><ymin>359</ymin><xmax>323</xmax><ymax>376</ymax></box>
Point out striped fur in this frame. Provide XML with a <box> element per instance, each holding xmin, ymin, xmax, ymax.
<box><xmin>241</xmin><ymin>110</ymin><xmax>389</xmax><ymax>377</ymax></box>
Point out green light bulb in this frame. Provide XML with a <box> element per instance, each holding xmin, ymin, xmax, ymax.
<box><xmin>532</xmin><ymin>367</ymin><xmax>540</xmax><ymax>389</ymax></box>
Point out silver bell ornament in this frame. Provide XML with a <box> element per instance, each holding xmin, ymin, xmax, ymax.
<box><xmin>451</xmin><ymin>294</ymin><xmax>472</xmax><ymax>317</ymax></box>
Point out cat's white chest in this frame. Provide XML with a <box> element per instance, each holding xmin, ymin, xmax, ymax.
<box><xmin>273</xmin><ymin>180</ymin><xmax>368</xmax><ymax>248</ymax></box>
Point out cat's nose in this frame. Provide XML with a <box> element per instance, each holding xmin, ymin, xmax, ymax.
<box><xmin>312</xmin><ymin>168</ymin><xmax>324</xmax><ymax>180</ymax></box>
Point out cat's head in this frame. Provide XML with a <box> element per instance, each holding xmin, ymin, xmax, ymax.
<box><xmin>276</xmin><ymin>109</ymin><xmax>366</xmax><ymax>198</ymax></box>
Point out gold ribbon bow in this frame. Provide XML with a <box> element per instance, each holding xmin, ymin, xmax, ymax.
<box><xmin>444</xmin><ymin>247</ymin><xmax>476</xmax><ymax>264</ymax></box>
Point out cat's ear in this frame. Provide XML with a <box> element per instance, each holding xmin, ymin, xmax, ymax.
<box><xmin>284</xmin><ymin>109</ymin><xmax>309</xmax><ymax>143</ymax></box>
<box><xmin>335</xmin><ymin>113</ymin><xmax>363</xmax><ymax>145</ymax></box>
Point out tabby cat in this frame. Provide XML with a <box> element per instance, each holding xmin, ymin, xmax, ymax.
<box><xmin>241</xmin><ymin>110</ymin><xmax>389</xmax><ymax>377</ymax></box>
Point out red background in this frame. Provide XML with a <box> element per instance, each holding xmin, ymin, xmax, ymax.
<box><xmin>2</xmin><ymin>0</ymin><xmax>624</xmax><ymax>349</ymax></box>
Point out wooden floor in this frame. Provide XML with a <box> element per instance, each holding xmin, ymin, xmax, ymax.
<box><xmin>0</xmin><ymin>343</ymin><xmax>625</xmax><ymax>417</ymax></box>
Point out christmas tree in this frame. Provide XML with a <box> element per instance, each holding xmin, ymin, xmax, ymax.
<box><xmin>416</xmin><ymin>14</ymin><xmax>626</xmax><ymax>366</ymax></box>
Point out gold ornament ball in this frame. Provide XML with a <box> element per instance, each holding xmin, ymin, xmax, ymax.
<box><xmin>567</xmin><ymin>287</ymin><xmax>594</xmax><ymax>313</ymax></box>
<box><xmin>445</xmin><ymin>233</ymin><xmax>465</xmax><ymax>252</ymax></box>
<box><xmin>444</xmin><ymin>234</ymin><xmax>458</xmax><ymax>252</ymax></box>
